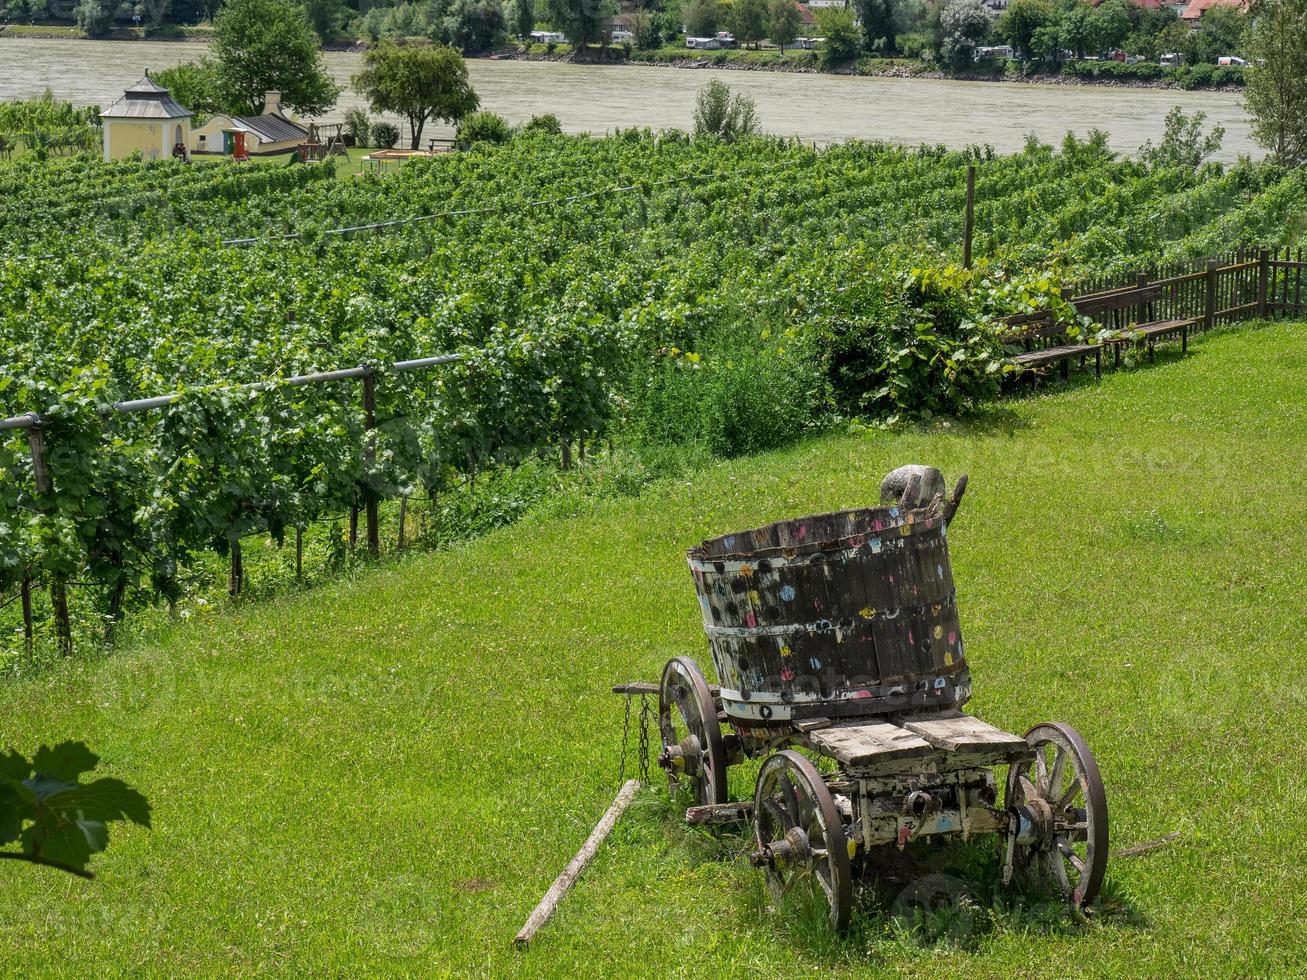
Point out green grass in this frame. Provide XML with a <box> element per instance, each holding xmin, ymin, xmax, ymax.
<box><xmin>1</xmin><ymin>323</ymin><xmax>1305</xmax><ymax>974</ymax></box>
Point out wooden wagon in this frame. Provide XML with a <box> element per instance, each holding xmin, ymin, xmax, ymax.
<box><xmin>619</xmin><ymin>465</ymin><xmax>1108</xmax><ymax>931</ymax></box>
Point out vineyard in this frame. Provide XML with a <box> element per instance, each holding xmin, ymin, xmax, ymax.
<box><xmin>3</xmin><ymin>130</ymin><xmax>1307</xmax><ymax>655</ymax></box>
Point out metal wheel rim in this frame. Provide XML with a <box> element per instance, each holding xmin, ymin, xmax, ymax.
<box><xmin>1006</xmin><ymin>722</ymin><xmax>1109</xmax><ymax>907</ymax></box>
<box><xmin>753</xmin><ymin>749</ymin><xmax>853</xmax><ymax>932</ymax></box>
<box><xmin>658</xmin><ymin>656</ymin><xmax>728</xmax><ymax>806</ymax></box>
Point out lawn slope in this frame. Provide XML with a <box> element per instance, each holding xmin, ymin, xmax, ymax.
<box><xmin>1</xmin><ymin>324</ymin><xmax>1305</xmax><ymax>976</ymax></box>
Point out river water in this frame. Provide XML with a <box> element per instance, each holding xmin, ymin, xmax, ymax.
<box><xmin>0</xmin><ymin>37</ymin><xmax>1257</xmax><ymax>160</ymax></box>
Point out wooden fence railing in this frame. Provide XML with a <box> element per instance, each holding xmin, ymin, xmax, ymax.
<box><xmin>1066</xmin><ymin>246</ymin><xmax>1307</xmax><ymax>328</ymax></box>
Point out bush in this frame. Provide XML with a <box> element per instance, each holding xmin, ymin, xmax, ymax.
<box><xmin>371</xmin><ymin>121</ymin><xmax>400</xmax><ymax>148</ymax></box>
<box><xmin>523</xmin><ymin>113</ymin><xmax>562</xmax><ymax>134</ymax></box>
<box><xmin>692</xmin><ymin>80</ymin><xmax>759</xmax><ymax>141</ymax></box>
<box><xmin>628</xmin><ymin>335</ymin><xmax>825</xmax><ymax>457</ymax></box>
<box><xmin>343</xmin><ymin>106</ymin><xmax>371</xmax><ymax>147</ymax></box>
<box><xmin>458</xmin><ymin>111</ymin><xmax>512</xmax><ymax>145</ymax></box>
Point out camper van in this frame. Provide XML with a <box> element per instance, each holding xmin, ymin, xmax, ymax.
<box><xmin>686</xmin><ymin>36</ymin><xmax>722</xmax><ymax>49</ymax></box>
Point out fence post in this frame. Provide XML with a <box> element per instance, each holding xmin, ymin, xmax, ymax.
<box><xmin>1204</xmin><ymin>258</ymin><xmax>1219</xmax><ymax>331</ymax></box>
<box><xmin>1257</xmin><ymin>248</ymin><xmax>1270</xmax><ymax>318</ymax></box>
<box><xmin>362</xmin><ymin>369</ymin><xmax>380</xmax><ymax>557</ymax></box>
<box><xmin>20</xmin><ymin>575</ymin><xmax>33</xmax><ymax>652</ymax></box>
<box><xmin>963</xmin><ymin>164</ymin><xmax>976</xmax><ymax>270</ymax></box>
<box><xmin>1136</xmin><ymin>272</ymin><xmax>1149</xmax><ymax>325</ymax></box>
<box><xmin>26</xmin><ymin>424</ymin><xmax>71</xmax><ymax>655</ymax></box>
<box><xmin>229</xmin><ymin>540</ymin><xmax>243</xmax><ymax>598</ymax></box>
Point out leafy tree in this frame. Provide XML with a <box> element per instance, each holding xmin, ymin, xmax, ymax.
<box><xmin>370</xmin><ymin>120</ymin><xmax>400</xmax><ymax>147</ymax></box>
<box><xmin>732</xmin><ymin>0</ymin><xmax>767</xmax><ymax>49</ymax></box>
<box><xmin>936</xmin><ymin>0</ymin><xmax>991</xmax><ymax>69</ymax></box>
<box><xmin>1059</xmin><ymin>3</ymin><xmax>1095</xmax><ymax>60</ymax></box>
<box><xmin>0</xmin><ymin>742</ymin><xmax>150</xmax><ymax>879</ymax></box>
<box><xmin>1187</xmin><ymin>5</ymin><xmax>1246</xmax><ymax>63</ymax></box>
<box><xmin>766</xmin><ymin>0</ymin><xmax>801</xmax><ymax>50</ymax></box>
<box><xmin>997</xmin><ymin>0</ymin><xmax>1054</xmax><ymax>60</ymax></box>
<box><xmin>152</xmin><ymin>61</ymin><xmax>223</xmax><ymax>114</ymax></box>
<box><xmin>855</xmin><ymin>0</ymin><xmax>895</xmax><ymax>52</ymax></box>
<box><xmin>683</xmin><ymin>0</ymin><xmax>721</xmax><ymax>37</ymax></box>
<box><xmin>444</xmin><ymin>0</ymin><xmax>508</xmax><ymax>51</ymax></box>
<box><xmin>507</xmin><ymin>0</ymin><xmax>534</xmax><ymax>38</ymax></box>
<box><xmin>352</xmin><ymin>42</ymin><xmax>480</xmax><ymax>149</ymax></box>
<box><xmin>628</xmin><ymin>7</ymin><xmax>663</xmax><ymax>48</ymax></box>
<box><xmin>1139</xmin><ymin>106</ymin><xmax>1226</xmax><ymax>169</ymax></box>
<box><xmin>211</xmin><ymin>0</ymin><xmax>341</xmax><ymax>115</ymax></box>
<box><xmin>692</xmin><ymin>78</ymin><xmax>759</xmax><ymax>139</ymax></box>
<box><xmin>303</xmin><ymin>0</ymin><xmax>345</xmax><ymax>40</ymax></box>
<box><xmin>817</xmin><ymin>7</ymin><xmax>862</xmax><ymax>65</ymax></box>
<box><xmin>1087</xmin><ymin>0</ymin><xmax>1131</xmax><ymax>54</ymax></box>
<box><xmin>1244</xmin><ymin>0</ymin><xmax>1307</xmax><ymax>166</ymax></box>
<box><xmin>545</xmin><ymin>0</ymin><xmax>616</xmax><ymax>46</ymax></box>
<box><xmin>75</xmin><ymin>0</ymin><xmax>117</xmax><ymax>37</ymax></box>
<box><xmin>523</xmin><ymin>112</ymin><xmax>562</xmax><ymax>133</ymax></box>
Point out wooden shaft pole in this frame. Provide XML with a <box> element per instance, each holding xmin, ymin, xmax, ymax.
<box><xmin>295</xmin><ymin>526</ymin><xmax>304</xmax><ymax>580</ymax></box>
<box><xmin>20</xmin><ymin>575</ymin><xmax>33</xmax><ymax>651</ymax></box>
<box><xmin>963</xmin><ymin>164</ymin><xmax>976</xmax><ymax>270</ymax></box>
<box><xmin>513</xmin><ymin>780</ymin><xmax>641</xmax><ymax>948</ymax></box>
<box><xmin>1204</xmin><ymin>258</ymin><xmax>1218</xmax><ymax>331</ymax></box>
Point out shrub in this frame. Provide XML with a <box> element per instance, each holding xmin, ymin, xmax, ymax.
<box><xmin>692</xmin><ymin>80</ymin><xmax>760</xmax><ymax>141</ymax></box>
<box><xmin>523</xmin><ymin>113</ymin><xmax>562</xmax><ymax>134</ymax></box>
<box><xmin>458</xmin><ymin>110</ymin><xmax>512</xmax><ymax>145</ymax></box>
<box><xmin>371</xmin><ymin>121</ymin><xmax>400</xmax><ymax>148</ymax></box>
<box><xmin>343</xmin><ymin>106</ymin><xmax>371</xmax><ymax>147</ymax></box>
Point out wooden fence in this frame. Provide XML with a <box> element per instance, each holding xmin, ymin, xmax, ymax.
<box><xmin>1067</xmin><ymin>246</ymin><xmax>1307</xmax><ymax>328</ymax></box>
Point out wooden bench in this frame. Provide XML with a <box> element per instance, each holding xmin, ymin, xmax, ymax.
<box><xmin>1002</xmin><ymin>311</ymin><xmax>1101</xmax><ymax>380</ymax></box>
<box><xmin>1072</xmin><ymin>284</ymin><xmax>1191</xmax><ymax>365</ymax></box>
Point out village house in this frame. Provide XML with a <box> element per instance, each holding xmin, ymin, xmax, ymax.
<box><xmin>190</xmin><ymin>91</ymin><xmax>311</xmax><ymax>158</ymax></box>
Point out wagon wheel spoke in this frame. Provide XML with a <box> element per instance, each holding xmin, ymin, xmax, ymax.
<box><xmin>1054</xmin><ymin>777</ymin><xmax>1082</xmax><ymax>812</ymax></box>
<box><xmin>1018</xmin><ymin>774</ymin><xmax>1039</xmax><ymax>802</ymax></box>
<box><xmin>1057</xmin><ymin>837</ymin><xmax>1086</xmax><ymax>874</ymax></box>
<box><xmin>780</xmin><ymin>774</ymin><xmax>801</xmax><ymax>827</ymax></box>
<box><xmin>1047</xmin><ymin>746</ymin><xmax>1067</xmax><ymax>802</ymax></box>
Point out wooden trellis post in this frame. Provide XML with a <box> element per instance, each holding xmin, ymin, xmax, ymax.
<box><xmin>963</xmin><ymin>164</ymin><xmax>976</xmax><ymax>270</ymax></box>
<box><xmin>26</xmin><ymin>425</ymin><xmax>71</xmax><ymax>655</ymax></box>
<box><xmin>362</xmin><ymin>370</ymin><xmax>380</xmax><ymax>557</ymax></box>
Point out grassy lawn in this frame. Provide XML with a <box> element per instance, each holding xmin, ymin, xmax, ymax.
<box><xmin>0</xmin><ymin>323</ymin><xmax>1304</xmax><ymax>974</ymax></box>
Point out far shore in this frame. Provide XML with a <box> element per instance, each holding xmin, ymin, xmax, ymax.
<box><xmin>0</xmin><ymin>29</ymin><xmax>1244</xmax><ymax>94</ymax></box>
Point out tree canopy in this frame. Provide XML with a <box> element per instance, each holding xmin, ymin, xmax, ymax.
<box><xmin>352</xmin><ymin>43</ymin><xmax>481</xmax><ymax>150</ymax></box>
<box><xmin>1244</xmin><ymin>0</ymin><xmax>1307</xmax><ymax>167</ymax></box>
<box><xmin>211</xmin><ymin>0</ymin><xmax>341</xmax><ymax>116</ymax></box>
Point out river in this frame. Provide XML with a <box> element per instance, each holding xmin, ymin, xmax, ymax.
<box><xmin>0</xmin><ymin>37</ymin><xmax>1257</xmax><ymax>160</ymax></box>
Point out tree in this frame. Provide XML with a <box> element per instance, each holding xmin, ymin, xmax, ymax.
<box><xmin>152</xmin><ymin>61</ymin><xmax>223</xmax><ymax>114</ymax></box>
<box><xmin>684</xmin><ymin>0</ymin><xmax>721</xmax><ymax>37</ymax></box>
<box><xmin>1139</xmin><ymin>106</ymin><xmax>1226</xmax><ymax>169</ymax></box>
<box><xmin>628</xmin><ymin>7</ymin><xmax>663</xmax><ymax>48</ymax></box>
<box><xmin>1188</xmin><ymin>5</ymin><xmax>1246</xmax><ymax>63</ymax></box>
<box><xmin>1060</xmin><ymin>3</ymin><xmax>1095</xmax><ymax>60</ymax></box>
<box><xmin>508</xmin><ymin>0</ymin><xmax>534</xmax><ymax>39</ymax></box>
<box><xmin>732</xmin><ymin>0</ymin><xmax>768</xmax><ymax>49</ymax></box>
<box><xmin>75</xmin><ymin>0</ymin><xmax>117</xmax><ymax>37</ymax></box>
<box><xmin>693</xmin><ymin>79</ymin><xmax>759</xmax><ymax>139</ymax></box>
<box><xmin>817</xmin><ymin>7</ymin><xmax>862</xmax><ymax>65</ymax></box>
<box><xmin>303</xmin><ymin>0</ymin><xmax>345</xmax><ymax>40</ymax></box>
<box><xmin>767</xmin><ymin>0</ymin><xmax>801</xmax><ymax>50</ymax></box>
<box><xmin>210</xmin><ymin>0</ymin><xmax>341</xmax><ymax>116</ymax></box>
<box><xmin>444</xmin><ymin>0</ymin><xmax>508</xmax><ymax>51</ymax></box>
<box><xmin>936</xmin><ymin>0</ymin><xmax>991</xmax><ymax>70</ymax></box>
<box><xmin>855</xmin><ymin>0</ymin><xmax>896</xmax><ymax>52</ymax></box>
<box><xmin>1244</xmin><ymin>0</ymin><xmax>1307</xmax><ymax>166</ymax></box>
<box><xmin>1087</xmin><ymin>0</ymin><xmax>1131</xmax><ymax>54</ymax></box>
<box><xmin>352</xmin><ymin>42</ymin><xmax>480</xmax><ymax>149</ymax></box>
<box><xmin>996</xmin><ymin>0</ymin><xmax>1054</xmax><ymax>60</ymax></box>
<box><xmin>545</xmin><ymin>0</ymin><xmax>616</xmax><ymax>46</ymax></box>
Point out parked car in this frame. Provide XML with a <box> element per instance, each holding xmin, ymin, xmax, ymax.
<box><xmin>610</xmin><ymin>29</ymin><xmax>633</xmax><ymax>43</ymax></box>
<box><xmin>1160</xmin><ymin>52</ymin><xmax>1184</xmax><ymax>67</ymax></box>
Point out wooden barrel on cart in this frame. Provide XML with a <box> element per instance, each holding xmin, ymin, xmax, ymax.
<box><xmin>687</xmin><ymin>501</ymin><xmax>971</xmax><ymax>724</ymax></box>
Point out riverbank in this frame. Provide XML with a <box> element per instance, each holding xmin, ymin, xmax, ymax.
<box><xmin>0</xmin><ymin>29</ymin><xmax>1245</xmax><ymax>92</ymax></box>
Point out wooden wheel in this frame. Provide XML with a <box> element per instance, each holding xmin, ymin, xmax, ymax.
<box><xmin>657</xmin><ymin>656</ymin><xmax>727</xmax><ymax>806</ymax></box>
<box><xmin>1004</xmin><ymin>722</ymin><xmax>1109</xmax><ymax>907</ymax></box>
<box><xmin>750</xmin><ymin>750</ymin><xmax>853</xmax><ymax>932</ymax></box>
